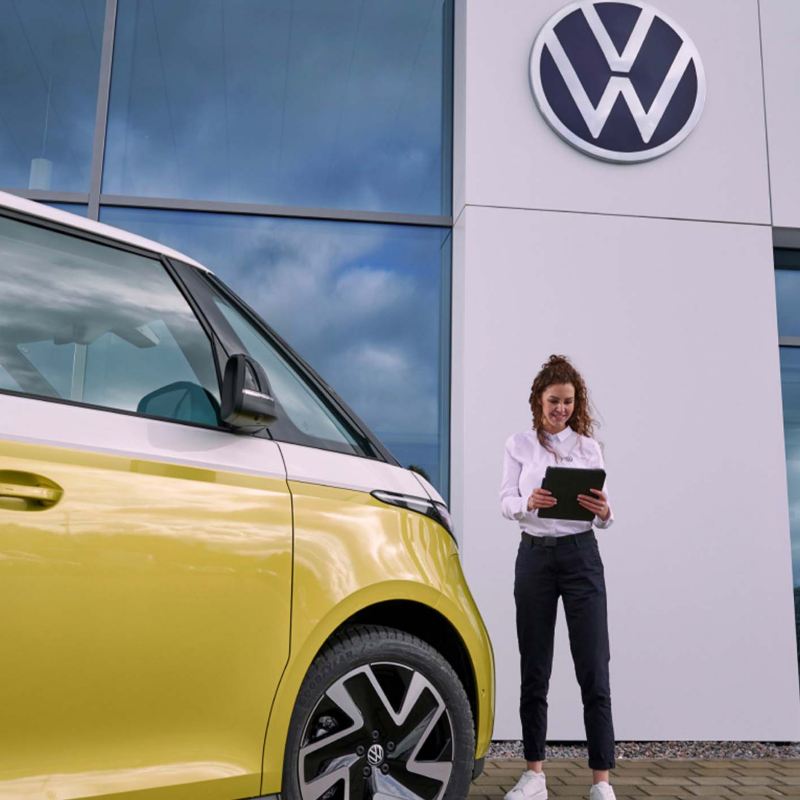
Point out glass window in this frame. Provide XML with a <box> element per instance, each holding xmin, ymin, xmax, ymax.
<box><xmin>0</xmin><ymin>364</ymin><xmax>19</xmax><ymax>391</ymax></box>
<box><xmin>0</xmin><ymin>214</ymin><xmax>220</xmax><ymax>427</ymax></box>
<box><xmin>210</xmin><ymin>288</ymin><xmax>368</xmax><ymax>456</ymax></box>
<box><xmin>776</xmin><ymin>252</ymin><xmax>800</xmax><ymax>684</ymax></box>
<box><xmin>44</xmin><ymin>203</ymin><xmax>89</xmax><ymax>217</ymax></box>
<box><xmin>0</xmin><ymin>0</ymin><xmax>105</xmax><ymax>192</ymax></box>
<box><xmin>779</xmin><ymin>346</ymin><xmax>800</xmax><ymax>678</ymax></box>
<box><xmin>776</xmin><ymin>267</ymin><xmax>800</xmax><ymax>339</ymax></box>
<box><xmin>103</xmin><ymin>0</ymin><xmax>452</xmax><ymax>216</ymax></box>
<box><xmin>100</xmin><ymin>206</ymin><xmax>451</xmax><ymax>494</ymax></box>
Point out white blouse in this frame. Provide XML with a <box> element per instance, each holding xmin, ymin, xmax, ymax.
<box><xmin>500</xmin><ymin>427</ymin><xmax>614</xmax><ymax>537</ymax></box>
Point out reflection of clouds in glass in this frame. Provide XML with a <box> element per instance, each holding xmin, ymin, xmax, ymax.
<box><xmin>209</xmin><ymin>223</ymin><xmax>441</xmax><ymax>440</ymax></box>
<box><xmin>0</xmin><ymin>0</ymin><xmax>104</xmax><ymax>191</ymax></box>
<box><xmin>104</xmin><ymin>0</ymin><xmax>450</xmax><ymax>214</ymax></box>
<box><xmin>100</xmin><ymin>208</ymin><xmax>448</xmax><ymax>486</ymax></box>
<box><xmin>794</xmin><ymin>538</ymin><xmax>800</xmax><ymax>580</ymax></box>
<box><xmin>0</xmin><ymin>216</ymin><xmax>216</xmax><ymax>410</ymax></box>
<box><xmin>777</xmin><ymin>272</ymin><xmax>800</xmax><ymax>339</ymax></box>
<box><xmin>0</xmin><ymin>363</ymin><xmax>20</xmax><ymax>390</ymax></box>
<box><xmin>327</xmin><ymin>342</ymin><xmax>438</xmax><ymax>436</ymax></box>
<box><xmin>211</xmin><ymin>220</ymin><xmax>393</xmax><ymax>346</ymax></box>
<box><xmin>0</xmin><ymin>229</ymin><xmax>195</xmax><ymax>345</ymax></box>
<box><xmin>780</xmin><ymin>348</ymin><xmax>800</xmax><ymax>585</ymax></box>
<box><xmin>334</xmin><ymin>267</ymin><xmax>416</xmax><ymax>316</ymax></box>
<box><xmin>788</xmin><ymin>455</ymin><xmax>800</xmax><ymax>585</ymax></box>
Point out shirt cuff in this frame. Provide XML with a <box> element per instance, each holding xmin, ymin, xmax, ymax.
<box><xmin>513</xmin><ymin>495</ymin><xmax>529</xmax><ymax>520</ymax></box>
<box><xmin>594</xmin><ymin>507</ymin><xmax>614</xmax><ymax>529</ymax></box>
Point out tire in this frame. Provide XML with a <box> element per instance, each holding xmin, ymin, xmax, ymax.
<box><xmin>281</xmin><ymin>624</ymin><xmax>475</xmax><ymax>800</ymax></box>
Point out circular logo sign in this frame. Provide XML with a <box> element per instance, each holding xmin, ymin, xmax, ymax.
<box><xmin>367</xmin><ymin>744</ymin><xmax>385</xmax><ymax>766</ymax></box>
<box><xmin>529</xmin><ymin>1</ymin><xmax>706</xmax><ymax>162</ymax></box>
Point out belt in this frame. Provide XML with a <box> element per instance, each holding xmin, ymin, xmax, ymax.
<box><xmin>522</xmin><ymin>529</ymin><xmax>594</xmax><ymax>547</ymax></box>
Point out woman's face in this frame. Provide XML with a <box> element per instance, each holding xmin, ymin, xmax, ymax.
<box><xmin>540</xmin><ymin>383</ymin><xmax>575</xmax><ymax>433</ymax></box>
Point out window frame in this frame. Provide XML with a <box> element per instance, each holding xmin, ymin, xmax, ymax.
<box><xmin>170</xmin><ymin>258</ymin><xmax>397</xmax><ymax>464</ymax></box>
<box><xmin>0</xmin><ymin>206</ymin><xmax>228</xmax><ymax>433</ymax></box>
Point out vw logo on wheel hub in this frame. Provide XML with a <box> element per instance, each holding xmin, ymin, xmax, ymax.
<box><xmin>530</xmin><ymin>1</ymin><xmax>706</xmax><ymax>162</ymax></box>
<box><xmin>367</xmin><ymin>743</ymin><xmax>385</xmax><ymax>766</ymax></box>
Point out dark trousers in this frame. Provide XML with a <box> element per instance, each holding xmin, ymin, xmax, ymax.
<box><xmin>514</xmin><ymin>530</ymin><xmax>616</xmax><ymax>770</ymax></box>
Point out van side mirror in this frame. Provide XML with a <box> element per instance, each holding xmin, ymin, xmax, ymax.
<box><xmin>221</xmin><ymin>353</ymin><xmax>278</xmax><ymax>432</ymax></box>
<box><xmin>137</xmin><ymin>381</ymin><xmax>221</xmax><ymax>427</ymax></box>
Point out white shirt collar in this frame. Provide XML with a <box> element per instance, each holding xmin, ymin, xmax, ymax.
<box><xmin>545</xmin><ymin>427</ymin><xmax>574</xmax><ymax>443</ymax></box>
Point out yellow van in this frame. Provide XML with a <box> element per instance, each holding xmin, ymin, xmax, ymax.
<box><xmin>0</xmin><ymin>193</ymin><xmax>494</xmax><ymax>800</ymax></box>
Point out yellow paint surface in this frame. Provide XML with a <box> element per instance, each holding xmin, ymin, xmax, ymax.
<box><xmin>0</xmin><ymin>440</ymin><xmax>292</xmax><ymax>800</ymax></box>
<box><xmin>260</xmin><ymin>481</ymin><xmax>495</xmax><ymax>793</ymax></box>
<box><xmin>0</xmin><ymin>441</ymin><xmax>495</xmax><ymax>799</ymax></box>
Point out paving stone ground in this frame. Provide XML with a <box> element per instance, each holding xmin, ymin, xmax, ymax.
<box><xmin>472</xmin><ymin>759</ymin><xmax>800</xmax><ymax>800</ymax></box>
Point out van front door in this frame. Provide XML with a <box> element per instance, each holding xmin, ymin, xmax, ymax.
<box><xmin>0</xmin><ymin>215</ymin><xmax>291</xmax><ymax>799</ymax></box>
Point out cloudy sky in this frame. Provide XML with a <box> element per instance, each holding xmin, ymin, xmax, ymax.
<box><xmin>104</xmin><ymin>0</ymin><xmax>450</xmax><ymax>215</ymax></box>
<box><xmin>0</xmin><ymin>0</ymin><xmax>450</xmax><ymax>214</ymax></box>
<box><xmin>0</xmin><ymin>0</ymin><xmax>104</xmax><ymax>191</ymax></box>
<box><xmin>779</xmin><ymin>346</ymin><xmax>800</xmax><ymax>587</ymax></box>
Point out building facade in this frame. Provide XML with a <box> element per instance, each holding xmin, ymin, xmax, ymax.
<box><xmin>452</xmin><ymin>0</ymin><xmax>800</xmax><ymax>740</ymax></box>
<box><xmin>2</xmin><ymin>0</ymin><xmax>799</xmax><ymax>740</ymax></box>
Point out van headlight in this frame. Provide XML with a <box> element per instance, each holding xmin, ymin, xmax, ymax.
<box><xmin>371</xmin><ymin>490</ymin><xmax>456</xmax><ymax>542</ymax></box>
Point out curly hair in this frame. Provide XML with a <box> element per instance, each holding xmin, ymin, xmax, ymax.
<box><xmin>529</xmin><ymin>354</ymin><xmax>595</xmax><ymax>453</ymax></box>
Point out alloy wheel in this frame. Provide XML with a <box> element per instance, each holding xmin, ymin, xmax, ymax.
<box><xmin>297</xmin><ymin>661</ymin><xmax>454</xmax><ymax>800</ymax></box>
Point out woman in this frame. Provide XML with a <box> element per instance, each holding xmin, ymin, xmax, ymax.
<box><xmin>500</xmin><ymin>354</ymin><xmax>617</xmax><ymax>800</ymax></box>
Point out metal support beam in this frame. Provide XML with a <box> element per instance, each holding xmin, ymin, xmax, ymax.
<box><xmin>99</xmin><ymin>194</ymin><xmax>452</xmax><ymax>228</ymax></box>
<box><xmin>87</xmin><ymin>0</ymin><xmax>118</xmax><ymax>220</ymax></box>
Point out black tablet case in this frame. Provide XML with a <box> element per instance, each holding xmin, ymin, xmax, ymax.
<box><xmin>537</xmin><ymin>467</ymin><xmax>606</xmax><ymax>522</ymax></box>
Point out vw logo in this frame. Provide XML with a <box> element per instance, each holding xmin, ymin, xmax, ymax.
<box><xmin>530</xmin><ymin>1</ymin><xmax>706</xmax><ymax>162</ymax></box>
<box><xmin>367</xmin><ymin>743</ymin><xmax>385</xmax><ymax>766</ymax></box>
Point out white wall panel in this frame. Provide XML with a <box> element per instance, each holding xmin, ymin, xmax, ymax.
<box><xmin>761</xmin><ymin>0</ymin><xmax>800</xmax><ymax>229</ymax></box>
<box><xmin>461</xmin><ymin>0</ymin><xmax>770</xmax><ymax>225</ymax></box>
<box><xmin>453</xmin><ymin>205</ymin><xmax>800</xmax><ymax>739</ymax></box>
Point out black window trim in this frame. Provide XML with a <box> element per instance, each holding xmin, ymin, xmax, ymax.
<box><xmin>776</xmin><ymin>248</ymin><xmax>800</xmax><ymax>271</ymax></box>
<box><xmin>158</xmin><ymin>253</ymin><xmax>226</xmax><ymax>406</ymax></box>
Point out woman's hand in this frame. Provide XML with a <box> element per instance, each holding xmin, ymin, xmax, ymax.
<box><xmin>577</xmin><ymin>488</ymin><xmax>610</xmax><ymax>521</ymax></box>
<box><xmin>528</xmin><ymin>488</ymin><xmax>557</xmax><ymax>512</ymax></box>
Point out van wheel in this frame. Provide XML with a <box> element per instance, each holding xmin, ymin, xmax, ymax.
<box><xmin>282</xmin><ymin>624</ymin><xmax>475</xmax><ymax>800</ymax></box>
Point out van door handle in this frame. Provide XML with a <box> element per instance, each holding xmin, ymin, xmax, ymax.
<box><xmin>0</xmin><ymin>471</ymin><xmax>64</xmax><ymax>511</ymax></box>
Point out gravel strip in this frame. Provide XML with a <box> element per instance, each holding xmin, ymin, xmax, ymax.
<box><xmin>488</xmin><ymin>740</ymin><xmax>800</xmax><ymax>760</ymax></box>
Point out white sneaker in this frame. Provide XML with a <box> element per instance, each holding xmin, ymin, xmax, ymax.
<box><xmin>589</xmin><ymin>781</ymin><xmax>617</xmax><ymax>800</ymax></box>
<box><xmin>504</xmin><ymin>769</ymin><xmax>547</xmax><ymax>800</ymax></box>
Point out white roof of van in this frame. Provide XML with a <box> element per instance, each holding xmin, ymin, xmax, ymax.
<box><xmin>0</xmin><ymin>190</ymin><xmax>210</xmax><ymax>272</ymax></box>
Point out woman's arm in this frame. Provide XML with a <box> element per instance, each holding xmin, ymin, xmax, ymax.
<box><xmin>500</xmin><ymin>437</ymin><xmax>529</xmax><ymax>521</ymax></box>
<box><xmin>576</xmin><ymin>438</ymin><xmax>614</xmax><ymax>528</ymax></box>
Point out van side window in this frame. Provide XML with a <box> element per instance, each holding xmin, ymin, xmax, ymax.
<box><xmin>210</xmin><ymin>292</ymin><xmax>370</xmax><ymax>457</ymax></box>
<box><xmin>0</xmin><ymin>364</ymin><xmax>20</xmax><ymax>392</ymax></box>
<box><xmin>0</xmin><ymin>215</ymin><xmax>220</xmax><ymax>427</ymax></box>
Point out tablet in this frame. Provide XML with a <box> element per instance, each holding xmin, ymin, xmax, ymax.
<box><xmin>537</xmin><ymin>467</ymin><xmax>606</xmax><ymax>522</ymax></box>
